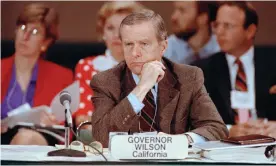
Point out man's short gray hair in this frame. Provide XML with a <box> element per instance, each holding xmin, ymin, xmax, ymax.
<box><xmin>119</xmin><ymin>9</ymin><xmax>167</xmax><ymax>41</ymax></box>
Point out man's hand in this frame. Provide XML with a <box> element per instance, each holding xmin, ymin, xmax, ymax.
<box><xmin>262</xmin><ymin>121</ymin><xmax>276</xmax><ymax>138</ymax></box>
<box><xmin>229</xmin><ymin>123</ymin><xmax>250</xmax><ymax>137</ymax></box>
<box><xmin>132</xmin><ymin>61</ymin><xmax>165</xmax><ymax>102</ymax></box>
<box><xmin>139</xmin><ymin>61</ymin><xmax>166</xmax><ymax>89</ymax></box>
<box><xmin>40</xmin><ymin>111</ymin><xmax>59</xmax><ymax>126</ymax></box>
<box><xmin>229</xmin><ymin>120</ymin><xmax>263</xmax><ymax>137</ymax></box>
<box><xmin>229</xmin><ymin>119</ymin><xmax>276</xmax><ymax>138</ymax></box>
<box><xmin>269</xmin><ymin>85</ymin><xmax>276</xmax><ymax>94</ymax></box>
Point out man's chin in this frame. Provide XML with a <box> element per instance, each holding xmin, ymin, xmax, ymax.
<box><xmin>130</xmin><ymin>67</ymin><xmax>142</xmax><ymax>75</ymax></box>
<box><xmin>219</xmin><ymin>45</ymin><xmax>231</xmax><ymax>53</ymax></box>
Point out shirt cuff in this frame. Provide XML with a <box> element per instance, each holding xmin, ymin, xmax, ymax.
<box><xmin>226</xmin><ymin>124</ymin><xmax>232</xmax><ymax>131</ymax></box>
<box><xmin>127</xmin><ymin>93</ymin><xmax>145</xmax><ymax>114</ymax></box>
<box><xmin>185</xmin><ymin>132</ymin><xmax>207</xmax><ymax>144</ymax></box>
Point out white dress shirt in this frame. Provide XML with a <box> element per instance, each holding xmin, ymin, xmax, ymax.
<box><xmin>127</xmin><ymin>73</ymin><xmax>206</xmax><ymax>144</ymax></box>
<box><xmin>226</xmin><ymin>46</ymin><xmax>257</xmax><ymax>120</ymax></box>
<box><xmin>164</xmin><ymin>34</ymin><xmax>220</xmax><ymax>64</ymax></box>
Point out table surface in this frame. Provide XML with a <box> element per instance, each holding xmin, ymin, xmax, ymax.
<box><xmin>1</xmin><ymin>145</ymin><xmax>275</xmax><ymax>165</ymax></box>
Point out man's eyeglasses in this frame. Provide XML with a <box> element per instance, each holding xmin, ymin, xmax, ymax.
<box><xmin>211</xmin><ymin>21</ymin><xmax>243</xmax><ymax>31</ymax></box>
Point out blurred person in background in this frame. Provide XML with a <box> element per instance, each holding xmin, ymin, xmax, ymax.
<box><xmin>1</xmin><ymin>3</ymin><xmax>73</xmax><ymax>145</ymax></box>
<box><xmin>194</xmin><ymin>2</ymin><xmax>276</xmax><ymax>138</ymax></box>
<box><xmin>74</xmin><ymin>1</ymin><xmax>145</xmax><ymax>127</ymax></box>
<box><xmin>164</xmin><ymin>1</ymin><xmax>220</xmax><ymax>64</ymax></box>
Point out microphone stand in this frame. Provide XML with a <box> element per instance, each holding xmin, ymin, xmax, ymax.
<box><xmin>47</xmin><ymin>109</ymin><xmax>86</xmax><ymax>157</ymax></box>
<box><xmin>65</xmin><ymin>109</ymin><xmax>70</xmax><ymax>149</ymax></box>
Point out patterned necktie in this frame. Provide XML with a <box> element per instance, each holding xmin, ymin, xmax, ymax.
<box><xmin>139</xmin><ymin>90</ymin><xmax>157</xmax><ymax>132</ymax></box>
<box><xmin>235</xmin><ymin>59</ymin><xmax>247</xmax><ymax>91</ymax></box>
<box><xmin>234</xmin><ymin>58</ymin><xmax>250</xmax><ymax>123</ymax></box>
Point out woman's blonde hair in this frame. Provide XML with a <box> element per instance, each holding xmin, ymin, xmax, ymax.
<box><xmin>96</xmin><ymin>1</ymin><xmax>145</xmax><ymax>40</ymax></box>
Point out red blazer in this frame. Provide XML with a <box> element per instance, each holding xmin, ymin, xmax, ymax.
<box><xmin>1</xmin><ymin>56</ymin><xmax>74</xmax><ymax>107</ymax></box>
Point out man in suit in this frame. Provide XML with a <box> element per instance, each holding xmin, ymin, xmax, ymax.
<box><xmin>90</xmin><ymin>9</ymin><xmax>228</xmax><ymax>148</ymax></box>
<box><xmin>193</xmin><ymin>2</ymin><xmax>276</xmax><ymax>137</ymax></box>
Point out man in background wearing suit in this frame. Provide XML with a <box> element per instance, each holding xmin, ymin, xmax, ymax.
<box><xmin>194</xmin><ymin>2</ymin><xmax>276</xmax><ymax>138</ymax></box>
<box><xmin>90</xmin><ymin>10</ymin><xmax>228</xmax><ymax>148</ymax></box>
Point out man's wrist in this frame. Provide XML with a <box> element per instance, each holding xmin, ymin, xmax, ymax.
<box><xmin>132</xmin><ymin>84</ymin><xmax>150</xmax><ymax>102</ymax></box>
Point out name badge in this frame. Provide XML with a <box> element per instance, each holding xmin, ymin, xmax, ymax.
<box><xmin>231</xmin><ymin>90</ymin><xmax>254</xmax><ymax>109</ymax></box>
<box><xmin>110</xmin><ymin>135</ymin><xmax>188</xmax><ymax>160</ymax></box>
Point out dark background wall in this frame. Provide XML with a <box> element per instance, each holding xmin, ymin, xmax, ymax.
<box><xmin>2</xmin><ymin>1</ymin><xmax>276</xmax><ymax>45</ymax></box>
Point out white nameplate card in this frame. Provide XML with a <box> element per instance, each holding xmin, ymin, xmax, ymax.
<box><xmin>231</xmin><ymin>90</ymin><xmax>254</xmax><ymax>109</ymax></box>
<box><xmin>110</xmin><ymin>135</ymin><xmax>188</xmax><ymax>160</ymax></box>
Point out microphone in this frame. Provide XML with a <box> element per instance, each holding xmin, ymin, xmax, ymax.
<box><xmin>59</xmin><ymin>91</ymin><xmax>73</xmax><ymax>128</ymax></box>
<box><xmin>48</xmin><ymin>91</ymin><xmax>87</xmax><ymax>157</ymax></box>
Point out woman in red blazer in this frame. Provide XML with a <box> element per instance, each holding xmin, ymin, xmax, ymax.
<box><xmin>1</xmin><ymin>3</ymin><xmax>73</xmax><ymax>145</ymax></box>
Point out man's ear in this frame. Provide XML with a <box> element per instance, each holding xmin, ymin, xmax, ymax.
<box><xmin>246</xmin><ymin>24</ymin><xmax>257</xmax><ymax>40</ymax></box>
<box><xmin>160</xmin><ymin>39</ymin><xmax>168</xmax><ymax>56</ymax></box>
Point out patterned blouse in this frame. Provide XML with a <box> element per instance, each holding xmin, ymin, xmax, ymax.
<box><xmin>74</xmin><ymin>50</ymin><xmax>118</xmax><ymax>117</ymax></box>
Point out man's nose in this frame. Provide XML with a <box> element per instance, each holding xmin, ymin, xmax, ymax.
<box><xmin>171</xmin><ymin>11</ymin><xmax>178</xmax><ymax>22</ymax></box>
<box><xmin>132</xmin><ymin>45</ymin><xmax>142</xmax><ymax>58</ymax></box>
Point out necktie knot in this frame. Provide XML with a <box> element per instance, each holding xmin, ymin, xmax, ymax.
<box><xmin>234</xmin><ymin>58</ymin><xmax>242</xmax><ymax>66</ymax></box>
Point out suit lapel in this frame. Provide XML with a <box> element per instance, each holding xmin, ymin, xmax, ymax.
<box><xmin>216</xmin><ymin>53</ymin><xmax>233</xmax><ymax>120</ymax></box>
<box><xmin>254</xmin><ymin>48</ymin><xmax>266</xmax><ymax>117</ymax></box>
<box><xmin>158</xmin><ymin>59</ymin><xmax>180</xmax><ymax>133</ymax></box>
<box><xmin>120</xmin><ymin>65</ymin><xmax>137</xmax><ymax>100</ymax></box>
<box><xmin>120</xmin><ymin>64</ymin><xmax>140</xmax><ymax>132</ymax></box>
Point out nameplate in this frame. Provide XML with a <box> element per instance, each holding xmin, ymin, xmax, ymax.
<box><xmin>110</xmin><ymin>135</ymin><xmax>188</xmax><ymax>160</ymax></box>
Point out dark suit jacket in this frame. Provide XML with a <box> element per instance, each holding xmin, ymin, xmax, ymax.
<box><xmin>193</xmin><ymin>49</ymin><xmax>276</xmax><ymax>124</ymax></box>
<box><xmin>1</xmin><ymin>55</ymin><xmax>74</xmax><ymax>107</ymax></box>
<box><xmin>90</xmin><ymin>58</ymin><xmax>228</xmax><ymax>147</ymax></box>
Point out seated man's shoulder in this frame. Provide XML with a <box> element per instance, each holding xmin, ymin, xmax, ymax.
<box><xmin>173</xmin><ymin>63</ymin><xmax>201</xmax><ymax>82</ymax></box>
<box><xmin>192</xmin><ymin>51</ymin><xmax>225</xmax><ymax>69</ymax></box>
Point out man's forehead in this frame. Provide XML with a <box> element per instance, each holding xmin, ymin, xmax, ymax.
<box><xmin>217</xmin><ymin>5</ymin><xmax>245</xmax><ymax>22</ymax></box>
<box><xmin>121</xmin><ymin>22</ymin><xmax>155</xmax><ymax>38</ymax></box>
<box><xmin>122</xmin><ymin>21</ymin><xmax>153</xmax><ymax>29</ymax></box>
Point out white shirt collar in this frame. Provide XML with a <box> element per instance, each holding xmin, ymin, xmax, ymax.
<box><xmin>226</xmin><ymin>46</ymin><xmax>254</xmax><ymax>67</ymax></box>
<box><xmin>92</xmin><ymin>49</ymin><xmax>119</xmax><ymax>71</ymax></box>
<box><xmin>105</xmin><ymin>49</ymin><xmax>118</xmax><ymax>64</ymax></box>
